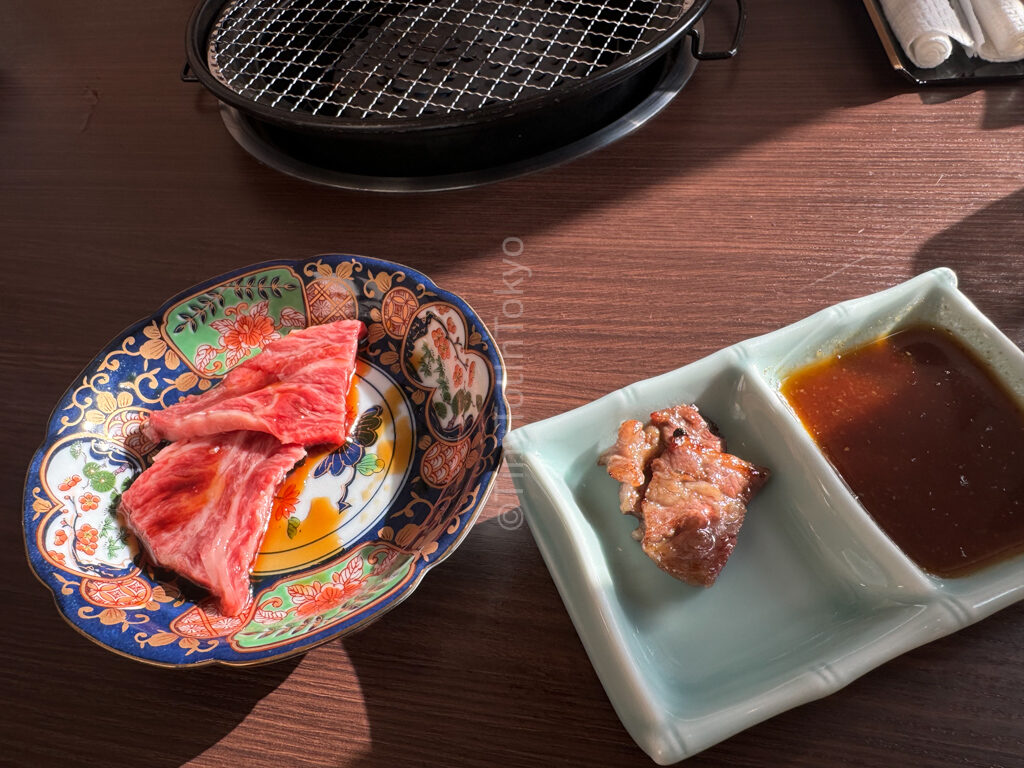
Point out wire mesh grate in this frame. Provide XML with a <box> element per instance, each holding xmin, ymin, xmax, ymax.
<box><xmin>207</xmin><ymin>0</ymin><xmax>695</xmax><ymax>119</ymax></box>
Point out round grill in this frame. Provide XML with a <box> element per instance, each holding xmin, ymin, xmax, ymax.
<box><xmin>206</xmin><ymin>0</ymin><xmax>697</xmax><ymax>121</ymax></box>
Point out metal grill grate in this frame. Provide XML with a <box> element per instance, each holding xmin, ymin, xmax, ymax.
<box><xmin>207</xmin><ymin>0</ymin><xmax>695</xmax><ymax>120</ymax></box>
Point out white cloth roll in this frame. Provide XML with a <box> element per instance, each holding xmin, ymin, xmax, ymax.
<box><xmin>959</xmin><ymin>0</ymin><xmax>1024</xmax><ymax>61</ymax></box>
<box><xmin>878</xmin><ymin>0</ymin><xmax>976</xmax><ymax>68</ymax></box>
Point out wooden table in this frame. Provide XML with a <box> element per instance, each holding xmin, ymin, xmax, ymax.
<box><xmin>3</xmin><ymin>0</ymin><xmax>1023</xmax><ymax>765</ymax></box>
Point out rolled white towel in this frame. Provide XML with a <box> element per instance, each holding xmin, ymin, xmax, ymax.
<box><xmin>959</xmin><ymin>0</ymin><xmax>1024</xmax><ymax>61</ymax></box>
<box><xmin>879</xmin><ymin>0</ymin><xmax>976</xmax><ymax>68</ymax></box>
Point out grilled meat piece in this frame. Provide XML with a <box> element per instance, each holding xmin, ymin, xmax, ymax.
<box><xmin>598</xmin><ymin>420</ymin><xmax>661</xmax><ymax>516</ymax></box>
<box><xmin>641</xmin><ymin>430</ymin><xmax>769</xmax><ymax>586</ymax></box>
<box><xmin>599</xmin><ymin>403</ymin><xmax>769</xmax><ymax>586</ymax></box>
<box><xmin>649</xmin><ymin>404</ymin><xmax>724</xmax><ymax>452</ymax></box>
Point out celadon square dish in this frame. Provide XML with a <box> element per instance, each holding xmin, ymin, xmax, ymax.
<box><xmin>502</xmin><ymin>268</ymin><xmax>1024</xmax><ymax>764</ymax></box>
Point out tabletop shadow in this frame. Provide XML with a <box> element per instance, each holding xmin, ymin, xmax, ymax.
<box><xmin>337</xmin><ymin>514</ymin><xmax>643</xmax><ymax>767</ymax></box>
<box><xmin>913</xmin><ymin>187</ymin><xmax>1024</xmax><ymax>346</ymax></box>
<box><xmin>215</xmin><ymin>0</ymin><xmax>912</xmax><ymax>273</ymax></box>
<box><xmin>2</xmin><ymin>549</ymin><xmax>299</xmax><ymax>768</ymax></box>
<box><xmin>919</xmin><ymin>86</ymin><xmax>1024</xmax><ymax>129</ymax></box>
<box><xmin>979</xmin><ymin>86</ymin><xmax>1024</xmax><ymax>130</ymax></box>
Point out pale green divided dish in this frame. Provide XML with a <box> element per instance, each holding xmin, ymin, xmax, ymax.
<box><xmin>503</xmin><ymin>268</ymin><xmax>1024</xmax><ymax>764</ymax></box>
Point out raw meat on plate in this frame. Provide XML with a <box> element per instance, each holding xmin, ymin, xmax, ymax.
<box><xmin>145</xmin><ymin>319</ymin><xmax>364</xmax><ymax>446</ymax></box>
<box><xmin>120</xmin><ymin>431</ymin><xmax>306</xmax><ymax>615</ymax></box>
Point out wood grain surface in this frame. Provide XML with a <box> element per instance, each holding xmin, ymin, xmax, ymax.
<box><xmin>2</xmin><ymin>0</ymin><xmax>1023</xmax><ymax>766</ymax></box>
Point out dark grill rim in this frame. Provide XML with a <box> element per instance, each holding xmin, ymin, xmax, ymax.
<box><xmin>186</xmin><ymin>0</ymin><xmax>712</xmax><ymax>132</ymax></box>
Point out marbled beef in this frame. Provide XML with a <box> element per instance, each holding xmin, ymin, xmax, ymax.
<box><xmin>145</xmin><ymin>319</ymin><xmax>363</xmax><ymax>446</ymax></box>
<box><xmin>121</xmin><ymin>432</ymin><xmax>306</xmax><ymax>615</ymax></box>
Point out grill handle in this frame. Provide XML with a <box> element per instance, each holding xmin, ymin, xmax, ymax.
<box><xmin>181</xmin><ymin>62</ymin><xmax>198</xmax><ymax>83</ymax></box>
<box><xmin>689</xmin><ymin>0</ymin><xmax>746</xmax><ymax>60</ymax></box>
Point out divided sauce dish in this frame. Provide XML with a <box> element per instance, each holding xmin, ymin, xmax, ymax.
<box><xmin>502</xmin><ymin>267</ymin><xmax>1024</xmax><ymax>764</ymax></box>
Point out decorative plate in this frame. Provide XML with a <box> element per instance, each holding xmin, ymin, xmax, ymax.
<box><xmin>23</xmin><ymin>255</ymin><xmax>508</xmax><ymax>667</ymax></box>
<box><xmin>504</xmin><ymin>268</ymin><xmax>1024</xmax><ymax>763</ymax></box>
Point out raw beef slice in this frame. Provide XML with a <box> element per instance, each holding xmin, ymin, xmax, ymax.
<box><xmin>121</xmin><ymin>431</ymin><xmax>306</xmax><ymax>615</ymax></box>
<box><xmin>145</xmin><ymin>319</ymin><xmax>363</xmax><ymax>446</ymax></box>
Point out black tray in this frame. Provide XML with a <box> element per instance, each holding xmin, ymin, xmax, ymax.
<box><xmin>862</xmin><ymin>0</ymin><xmax>1024</xmax><ymax>85</ymax></box>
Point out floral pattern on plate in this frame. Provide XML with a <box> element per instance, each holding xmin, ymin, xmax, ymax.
<box><xmin>23</xmin><ymin>255</ymin><xmax>508</xmax><ymax>667</ymax></box>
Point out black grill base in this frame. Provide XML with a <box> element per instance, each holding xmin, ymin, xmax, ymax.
<box><xmin>218</xmin><ymin>35</ymin><xmax>699</xmax><ymax>192</ymax></box>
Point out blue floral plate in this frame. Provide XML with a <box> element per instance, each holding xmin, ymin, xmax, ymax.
<box><xmin>23</xmin><ymin>255</ymin><xmax>508</xmax><ymax>667</ymax></box>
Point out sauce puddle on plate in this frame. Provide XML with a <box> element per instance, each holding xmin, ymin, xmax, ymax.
<box><xmin>254</xmin><ymin>386</ymin><xmax>365</xmax><ymax>574</ymax></box>
<box><xmin>781</xmin><ymin>324</ymin><xmax>1024</xmax><ymax>577</ymax></box>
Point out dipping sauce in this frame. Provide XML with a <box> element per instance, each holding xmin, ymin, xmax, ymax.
<box><xmin>781</xmin><ymin>325</ymin><xmax>1024</xmax><ymax>577</ymax></box>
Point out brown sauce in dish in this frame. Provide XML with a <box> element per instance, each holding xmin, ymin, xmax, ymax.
<box><xmin>781</xmin><ymin>325</ymin><xmax>1024</xmax><ymax>578</ymax></box>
